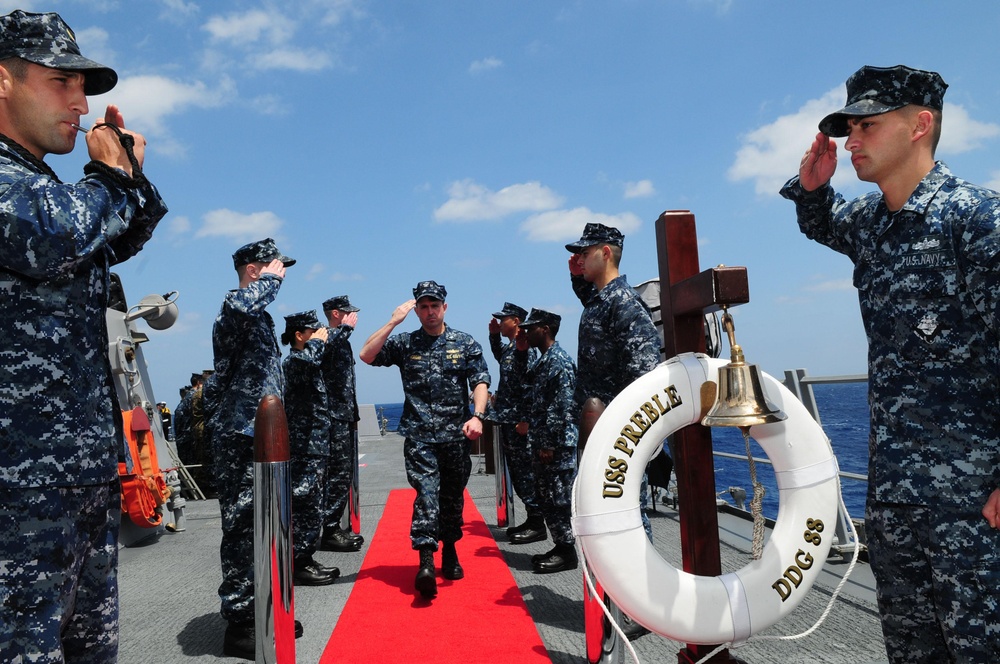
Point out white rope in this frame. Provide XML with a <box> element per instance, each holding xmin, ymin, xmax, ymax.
<box><xmin>742</xmin><ymin>427</ymin><xmax>767</xmax><ymax>560</ymax></box>
<box><xmin>578</xmin><ymin>548</ymin><xmax>644</xmax><ymax>664</ymax></box>
<box><xmin>695</xmin><ymin>483</ymin><xmax>863</xmax><ymax>663</ymax></box>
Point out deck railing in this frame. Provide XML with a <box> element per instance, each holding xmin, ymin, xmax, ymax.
<box><xmin>709</xmin><ymin>369</ymin><xmax>870</xmax><ymax>558</ymax></box>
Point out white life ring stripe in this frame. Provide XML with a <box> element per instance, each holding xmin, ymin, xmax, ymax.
<box><xmin>572</xmin><ymin>507</ymin><xmax>644</xmax><ymax>537</ymax></box>
<box><xmin>775</xmin><ymin>455</ymin><xmax>840</xmax><ymax>490</ymax></box>
<box><xmin>573</xmin><ymin>352</ymin><xmax>842</xmax><ymax>646</ymax></box>
<box><xmin>719</xmin><ymin>572</ymin><xmax>752</xmax><ymax>644</ymax></box>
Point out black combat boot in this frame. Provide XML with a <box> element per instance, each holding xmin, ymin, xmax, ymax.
<box><xmin>222</xmin><ymin>620</ymin><xmax>255</xmax><ymax>661</ymax></box>
<box><xmin>509</xmin><ymin>514</ymin><xmax>547</xmax><ymax>544</ymax></box>
<box><xmin>441</xmin><ymin>541</ymin><xmax>464</xmax><ymax>580</ymax></box>
<box><xmin>320</xmin><ymin>526</ymin><xmax>364</xmax><ymax>552</ymax></box>
<box><xmin>415</xmin><ymin>548</ymin><xmax>437</xmax><ymax>598</ymax></box>
<box><xmin>223</xmin><ymin>620</ymin><xmax>305</xmax><ymax>660</ymax></box>
<box><xmin>532</xmin><ymin>542</ymin><xmax>578</xmax><ymax>574</ymax></box>
<box><xmin>531</xmin><ymin>545</ymin><xmax>559</xmax><ymax>565</ymax></box>
<box><xmin>293</xmin><ymin>557</ymin><xmax>340</xmax><ymax>586</ymax></box>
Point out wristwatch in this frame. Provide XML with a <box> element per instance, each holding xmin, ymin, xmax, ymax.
<box><xmin>473</xmin><ymin>411</ymin><xmax>488</xmax><ymax>421</ymax></box>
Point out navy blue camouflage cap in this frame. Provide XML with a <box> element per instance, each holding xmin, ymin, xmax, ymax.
<box><xmin>283</xmin><ymin>310</ymin><xmax>323</xmax><ymax>334</ymax></box>
<box><xmin>518</xmin><ymin>308</ymin><xmax>561</xmax><ymax>328</ymax></box>
<box><xmin>492</xmin><ymin>302</ymin><xmax>528</xmax><ymax>320</ymax></box>
<box><xmin>413</xmin><ymin>280</ymin><xmax>446</xmax><ymax>301</ymax></box>
<box><xmin>819</xmin><ymin>64</ymin><xmax>948</xmax><ymax>138</ymax></box>
<box><xmin>0</xmin><ymin>10</ymin><xmax>117</xmax><ymax>96</ymax></box>
<box><xmin>565</xmin><ymin>222</ymin><xmax>625</xmax><ymax>252</ymax></box>
<box><xmin>322</xmin><ymin>295</ymin><xmax>359</xmax><ymax>313</ymax></box>
<box><xmin>232</xmin><ymin>238</ymin><xmax>296</xmax><ymax>269</ymax></box>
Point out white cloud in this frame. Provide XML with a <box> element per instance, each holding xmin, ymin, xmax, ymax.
<box><xmin>74</xmin><ymin>27</ymin><xmax>115</xmax><ymax>69</ymax></box>
<box><xmin>253</xmin><ymin>48</ymin><xmax>334</xmax><ymax>72</ymax></box>
<box><xmin>624</xmin><ymin>179</ymin><xmax>655</xmax><ymax>199</ymax></box>
<box><xmin>434</xmin><ymin>179</ymin><xmax>564</xmax><ymax>221</ymax></box>
<box><xmin>166</xmin><ymin>215</ymin><xmax>191</xmax><ymax>234</ymax></box>
<box><xmin>195</xmin><ymin>209</ymin><xmax>285</xmax><ymax>241</ymax></box>
<box><xmin>938</xmin><ymin>103</ymin><xmax>1000</xmax><ymax>153</ymax></box>
<box><xmin>306</xmin><ymin>0</ymin><xmax>367</xmax><ymax>26</ymax></box>
<box><xmin>469</xmin><ymin>57</ymin><xmax>503</xmax><ymax>75</ymax></box>
<box><xmin>159</xmin><ymin>0</ymin><xmax>200</xmax><ymax>20</ymax></box>
<box><xmin>520</xmin><ymin>207</ymin><xmax>642</xmax><ymax>243</ymax></box>
<box><xmin>728</xmin><ymin>88</ymin><xmax>844</xmax><ymax>196</ymax></box>
<box><xmin>803</xmin><ymin>279</ymin><xmax>854</xmax><ymax>293</ymax></box>
<box><xmin>729</xmin><ymin>89</ymin><xmax>1000</xmax><ymax>197</ymax></box>
<box><xmin>203</xmin><ymin>10</ymin><xmax>295</xmax><ymax>46</ymax></box>
<box><xmin>89</xmin><ymin>75</ymin><xmax>235</xmax><ymax>156</ymax></box>
<box><xmin>304</xmin><ymin>263</ymin><xmax>325</xmax><ymax>281</ymax></box>
<box><xmin>985</xmin><ymin>171</ymin><xmax>1000</xmax><ymax>192</ymax></box>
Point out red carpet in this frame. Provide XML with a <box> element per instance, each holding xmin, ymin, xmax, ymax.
<box><xmin>322</xmin><ymin>489</ymin><xmax>550</xmax><ymax>663</ymax></box>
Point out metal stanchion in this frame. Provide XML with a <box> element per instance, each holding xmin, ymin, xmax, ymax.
<box><xmin>253</xmin><ymin>395</ymin><xmax>295</xmax><ymax>664</ymax></box>
<box><xmin>340</xmin><ymin>422</ymin><xmax>361</xmax><ymax>535</ymax></box>
<box><xmin>492</xmin><ymin>423</ymin><xmax>513</xmax><ymax>527</ymax></box>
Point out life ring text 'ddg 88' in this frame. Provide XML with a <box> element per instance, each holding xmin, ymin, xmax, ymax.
<box><xmin>571</xmin><ymin>352</ymin><xmax>841</xmax><ymax>645</ymax></box>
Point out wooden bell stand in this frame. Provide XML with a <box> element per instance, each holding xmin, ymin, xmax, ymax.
<box><xmin>656</xmin><ymin>210</ymin><xmax>750</xmax><ymax>663</ymax></box>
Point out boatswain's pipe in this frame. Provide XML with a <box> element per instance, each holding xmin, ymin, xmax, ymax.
<box><xmin>492</xmin><ymin>423</ymin><xmax>512</xmax><ymax>527</ymax></box>
<box><xmin>253</xmin><ymin>395</ymin><xmax>295</xmax><ymax>664</ymax></box>
<box><xmin>340</xmin><ymin>422</ymin><xmax>361</xmax><ymax>535</ymax></box>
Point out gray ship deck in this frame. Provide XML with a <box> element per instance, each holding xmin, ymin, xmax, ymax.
<box><xmin>118</xmin><ymin>432</ymin><xmax>888</xmax><ymax>663</ymax></box>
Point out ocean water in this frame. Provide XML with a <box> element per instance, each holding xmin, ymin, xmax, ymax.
<box><xmin>376</xmin><ymin>381</ymin><xmax>870</xmax><ymax>521</ymax></box>
<box><xmin>711</xmin><ymin>381</ymin><xmax>869</xmax><ymax>521</ymax></box>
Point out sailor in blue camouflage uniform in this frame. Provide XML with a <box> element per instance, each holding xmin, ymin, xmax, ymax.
<box><xmin>202</xmin><ymin>238</ymin><xmax>299</xmax><ymax>659</ymax></box>
<box><xmin>360</xmin><ymin>280</ymin><xmax>490</xmax><ymax>599</ymax></box>
<box><xmin>172</xmin><ymin>372</ymin><xmax>204</xmax><ymax>490</ymax></box>
<box><xmin>781</xmin><ymin>64</ymin><xmax>1000</xmax><ymax>663</ymax></box>
<box><xmin>0</xmin><ymin>11</ymin><xmax>167</xmax><ymax>663</ymax></box>
<box><xmin>567</xmin><ymin>223</ymin><xmax>661</xmax><ymax>540</ymax></box>
<box><xmin>488</xmin><ymin>302</ymin><xmax>544</xmax><ymax>543</ymax></box>
<box><xmin>318</xmin><ymin>295</ymin><xmax>365</xmax><ymax>553</ymax></box>
<box><xmin>281</xmin><ymin>311</ymin><xmax>340</xmax><ymax>587</ymax></box>
<box><xmin>174</xmin><ymin>383</ymin><xmax>194</xmax><ymax>457</ymax></box>
<box><xmin>513</xmin><ymin>309</ymin><xmax>579</xmax><ymax>573</ymax></box>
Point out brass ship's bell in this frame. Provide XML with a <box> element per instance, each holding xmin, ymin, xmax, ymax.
<box><xmin>701</xmin><ymin>309</ymin><xmax>786</xmax><ymax>429</ymax></box>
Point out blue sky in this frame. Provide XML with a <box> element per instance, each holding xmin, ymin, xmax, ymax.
<box><xmin>15</xmin><ymin>0</ymin><xmax>1000</xmax><ymax>406</ymax></box>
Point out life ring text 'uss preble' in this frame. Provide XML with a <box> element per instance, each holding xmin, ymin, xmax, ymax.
<box><xmin>572</xmin><ymin>352</ymin><xmax>841</xmax><ymax>645</ymax></box>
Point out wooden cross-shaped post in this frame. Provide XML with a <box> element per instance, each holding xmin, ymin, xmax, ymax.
<box><xmin>656</xmin><ymin>210</ymin><xmax>750</xmax><ymax>664</ymax></box>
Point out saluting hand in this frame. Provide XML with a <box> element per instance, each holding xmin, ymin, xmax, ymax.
<box><xmin>259</xmin><ymin>259</ymin><xmax>286</xmax><ymax>280</ymax></box>
<box><xmin>568</xmin><ymin>253</ymin><xmax>584</xmax><ymax>277</ymax></box>
<box><xmin>390</xmin><ymin>299</ymin><xmax>415</xmax><ymax>325</ymax></box>
<box><xmin>514</xmin><ymin>328</ymin><xmax>529</xmax><ymax>352</ymax></box>
<box><xmin>983</xmin><ymin>488</ymin><xmax>1000</xmax><ymax>528</ymax></box>
<box><xmin>799</xmin><ymin>132</ymin><xmax>838</xmax><ymax>192</ymax></box>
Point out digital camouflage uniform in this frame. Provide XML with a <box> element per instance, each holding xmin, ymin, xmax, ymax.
<box><xmin>173</xmin><ymin>389</ymin><xmax>194</xmax><ymax>460</ymax></box>
<box><xmin>370</xmin><ymin>325</ymin><xmax>490</xmax><ymax>549</ymax></box>
<box><xmin>0</xmin><ymin>67</ymin><xmax>167</xmax><ymax>664</ymax></box>
<box><xmin>490</xmin><ymin>329</ymin><xmax>541</xmax><ymax>519</ymax></box>
<box><xmin>782</xmin><ymin>162</ymin><xmax>1000</xmax><ymax>662</ymax></box>
<box><xmin>572</xmin><ymin>273</ymin><xmax>661</xmax><ymax>539</ymax></box>
<box><xmin>203</xmin><ymin>272</ymin><xmax>285</xmax><ymax>625</ymax></box>
<box><xmin>283</xmin><ymin>336</ymin><xmax>331</xmax><ymax>562</ymax></box>
<box><xmin>517</xmin><ymin>341</ymin><xmax>578</xmax><ymax>545</ymax></box>
<box><xmin>321</xmin><ymin>324</ymin><xmax>359</xmax><ymax>533</ymax></box>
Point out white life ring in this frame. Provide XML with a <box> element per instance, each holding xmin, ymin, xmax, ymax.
<box><xmin>572</xmin><ymin>352</ymin><xmax>841</xmax><ymax>645</ymax></box>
